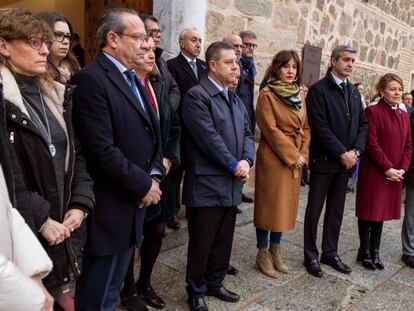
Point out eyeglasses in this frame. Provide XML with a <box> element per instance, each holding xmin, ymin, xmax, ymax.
<box><xmin>27</xmin><ymin>36</ymin><xmax>52</xmax><ymax>50</ymax></box>
<box><xmin>147</xmin><ymin>28</ymin><xmax>161</xmax><ymax>36</ymax></box>
<box><xmin>54</xmin><ymin>31</ymin><xmax>73</xmax><ymax>42</ymax></box>
<box><xmin>242</xmin><ymin>43</ymin><xmax>258</xmax><ymax>50</ymax></box>
<box><xmin>117</xmin><ymin>32</ymin><xmax>147</xmax><ymax>43</ymax></box>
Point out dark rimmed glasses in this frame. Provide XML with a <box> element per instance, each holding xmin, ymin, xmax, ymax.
<box><xmin>242</xmin><ymin>43</ymin><xmax>258</xmax><ymax>50</ymax></box>
<box><xmin>54</xmin><ymin>31</ymin><xmax>73</xmax><ymax>43</ymax></box>
<box><xmin>27</xmin><ymin>36</ymin><xmax>52</xmax><ymax>50</ymax></box>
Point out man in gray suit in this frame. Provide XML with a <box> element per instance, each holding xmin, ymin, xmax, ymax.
<box><xmin>182</xmin><ymin>41</ymin><xmax>254</xmax><ymax>311</ymax></box>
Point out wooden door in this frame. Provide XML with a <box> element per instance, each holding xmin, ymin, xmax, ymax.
<box><xmin>84</xmin><ymin>0</ymin><xmax>152</xmax><ymax>63</ymax></box>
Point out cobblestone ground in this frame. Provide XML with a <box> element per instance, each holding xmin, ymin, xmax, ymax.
<box><xmin>119</xmin><ymin>183</ymin><xmax>414</xmax><ymax>310</ymax></box>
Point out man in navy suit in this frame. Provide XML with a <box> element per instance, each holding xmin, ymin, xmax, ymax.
<box><xmin>71</xmin><ymin>8</ymin><xmax>164</xmax><ymax>310</ymax></box>
<box><xmin>182</xmin><ymin>41</ymin><xmax>254</xmax><ymax>311</ymax></box>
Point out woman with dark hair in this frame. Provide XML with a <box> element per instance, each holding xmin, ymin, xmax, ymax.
<box><xmin>36</xmin><ymin>12</ymin><xmax>80</xmax><ymax>83</ymax></box>
<box><xmin>356</xmin><ymin>73</ymin><xmax>412</xmax><ymax>270</ymax></box>
<box><xmin>254</xmin><ymin>50</ymin><xmax>310</xmax><ymax>278</ymax></box>
<box><xmin>120</xmin><ymin>36</ymin><xmax>180</xmax><ymax>310</ymax></box>
<box><xmin>0</xmin><ymin>8</ymin><xmax>94</xmax><ymax>310</ymax></box>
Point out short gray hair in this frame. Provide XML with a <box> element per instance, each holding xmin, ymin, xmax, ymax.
<box><xmin>96</xmin><ymin>8</ymin><xmax>138</xmax><ymax>49</ymax></box>
<box><xmin>239</xmin><ymin>30</ymin><xmax>256</xmax><ymax>40</ymax></box>
<box><xmin>331</xmin><ymin>45</ymin><xmax>357</xmax><ymax>60</ymax></box>
<box><xmin>178</xmin><ymin>27</ymin><xmax>198</xmax><ymax>42</ymax></box>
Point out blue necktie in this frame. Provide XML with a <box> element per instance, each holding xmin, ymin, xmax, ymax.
<box><xmin>124</xmin><ymin>70</ymin><xmax>147</xmax><ymax>114</ymax></box>
<box><xmin>190</xmin><ymin>60</ymin><xmax>198</xmax><ymax>79</ymax></box>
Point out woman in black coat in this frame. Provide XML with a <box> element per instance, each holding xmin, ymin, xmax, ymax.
<box><xmin>0</xmin><ymin>8</ymin><xmax>94</xmax><ymax>310</ymax></box>
<box><xmin>120</xmin><ymin>36</ymin><xmax>181</xmax><ymax>310</ymax></box>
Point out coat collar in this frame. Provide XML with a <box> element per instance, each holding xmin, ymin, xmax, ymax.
<box><xmin>0</xmin><ymin>65</ymin><xmax>70</xmax><ymax>170</ymax></box>
<box><xmin>176</xmin><ymin>53</ymin><xmax>199</xmax><ymax>83</ymax></box>
<box><xmin>200</xmin><ymin>76</ymin><xmax>234</xmax><ymax>104</ymax></box>
<box><xmin>96</xmin><ymin>53</ymin><xmax>152</xmax><ymax>125</ymax></box>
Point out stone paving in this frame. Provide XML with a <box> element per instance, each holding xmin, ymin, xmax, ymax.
<box><xmin>120</xmin><ymin>184</ymin><xmax>414</xmax><ymax>310</ymax></box>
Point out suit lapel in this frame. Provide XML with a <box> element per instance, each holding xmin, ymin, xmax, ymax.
<box><xmin>97</xmin><ymin>53</ymin><xmax>151</xmax><ymax>124</ymax></box>
<box><xmin>178</xmin><ymin>53</ymin><xmax>198</xmax><ymax>83</ymax></box>
<box><xmin>196</xmin><ymin>59</ymin><xmax>207</xmax><ymax>80</ymax></box>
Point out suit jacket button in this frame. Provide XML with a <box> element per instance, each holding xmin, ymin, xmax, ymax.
<box><xmin>145</xmin><ymin>126</ymin><xmax>150</xmax><ymax>133</ymax></box>
<box><xmin>146</xmin><ymin>159</ymin><xmax>151</xmax><ymax>166</ymax></box>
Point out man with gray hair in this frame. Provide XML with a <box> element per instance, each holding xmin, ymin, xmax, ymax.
<box><xmin>303</xmin><ymin>45</ymin><xmax>367</xmax><ymax>277</ymax></box>
<box><xmin>166</xmin><ymin>27</ymin><xmax>208</xmax><ymax>230</ymax></box>
<box><xmin>72</xmin><ymin>8</ymin><xmax>164</xmax><ymax>309</ymax></box>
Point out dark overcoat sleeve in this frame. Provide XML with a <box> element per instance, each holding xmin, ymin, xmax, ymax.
<box><xmin>351</xmin><ymin>96</ymin><xmax>368</xmax><ymax>153</ymax></box>
<box><xmin>241</xmin><ymin>102</ymin><xmax>255</xmax><ymax>165</ymax></box>
<box><xmin>306</xmin><ymin>85</ymin><xmax>347</xmax><ymax>158</ymax></box>
<box><xmin>182</xmin><ymin>89</ymin><xmax>238</xmax><ymax>172</ymax></box>
<box><xmin>71</xmin><ymin>71</ymin><xmax>153</xmax><ymax>202</ymax></box>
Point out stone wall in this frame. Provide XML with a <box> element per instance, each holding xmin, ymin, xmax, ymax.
<box><xmin>206</xmin><ymin>0</ymin><xmax>414</xmax><ymax>98</ymax></box>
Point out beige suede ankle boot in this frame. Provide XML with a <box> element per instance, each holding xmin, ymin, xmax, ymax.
<box><xmin>269</xmin><ymin>244</ymin><xmax>289</xmax><ymax>273</ymax></box>
<box><xmin>256</xmin><ymin>248</ymin><xmax>278</xmax><ymax>278</ymax></box>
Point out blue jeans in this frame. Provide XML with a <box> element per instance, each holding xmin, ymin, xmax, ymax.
<box><xmin>256</xmin><ymin>228</ymin><xmax>282</xmax><ymax>249</ymax></box>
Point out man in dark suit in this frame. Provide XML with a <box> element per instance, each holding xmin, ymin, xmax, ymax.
<box><xmin>304</xmin><ymin>45</ymin><xmax>368</xmax><ymax>277</ymax></box>
<box><xmin>166</xmin><ymin>27</ymin><xmax>207</xmax><ymax>230</ymax></box>
<box><xmin>71</xmin><ymin>8</ymin><xmax>164</xmax><ymax>310</ymax></box>
<box><xmin>237</xmin><ymin>30</ymin><xmax>258</xmax><ymax>203</ymax></box>
<box><xmin>182</xmin><ymin>41</ymin><xmax>254</xmax><ymax>311</ymax></box>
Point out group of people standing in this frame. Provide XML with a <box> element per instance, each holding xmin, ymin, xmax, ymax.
<box><xmin>1</xmin><ymin>6</ymin><xmax>414</xmax><ymax>311</ymax></box>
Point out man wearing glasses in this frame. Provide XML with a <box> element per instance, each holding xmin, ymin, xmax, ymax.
<box><xmin>72</xmin><ymin>8</ymin><xmax>164</xmax><ymax>310</ymax></box>
<box><xmin>237</xmin><ymin>30</ymin><xmax>257</xmax><ymax>203</ymax></box>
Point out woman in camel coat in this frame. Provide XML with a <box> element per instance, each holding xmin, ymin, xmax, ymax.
<box><xmin>254</xmin><ymin>50</ymin><xmax>310</xmax><ymax>278</ymax></box>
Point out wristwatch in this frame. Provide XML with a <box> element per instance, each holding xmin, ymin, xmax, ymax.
<box><xmin>152</xmin><ymin>175</ymin><xmax>162</xmax><ymax>183</ymax></box>
<box><xmin>353</xmin><ymin>149</ymin><xmax>361</xmax><ymax>158</ymax></box>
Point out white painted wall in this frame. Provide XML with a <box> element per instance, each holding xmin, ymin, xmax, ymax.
<box><xmin>153</xmin><ymin>0</ymin><xmax>207</xmax><ymax>60</ymax></box>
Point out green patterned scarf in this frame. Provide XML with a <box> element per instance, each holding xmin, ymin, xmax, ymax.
<box><xmin>267</xmin><ymin>80</ymin><xmax>302</xmax><ymax>110</ymax></box>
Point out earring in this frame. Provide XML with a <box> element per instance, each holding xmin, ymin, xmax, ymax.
<box><xmin>2</xmin><ymin>53</ymin><xmax>9</xmax><ymax>58</ymax></box>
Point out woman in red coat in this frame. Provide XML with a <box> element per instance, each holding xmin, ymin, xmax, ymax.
<box><xmin>356</xmin><ymin>73</ymin><xmax>413</xmax><ymax>270</ymax></box>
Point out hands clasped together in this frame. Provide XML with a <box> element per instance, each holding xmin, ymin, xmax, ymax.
<box><xmin>233</xmin><ymin>160</ymin><xmax>250</xmax><ymax>183</ymax></box>
<box><xmin>40</xmin><ymin>208</ymin><xmax>85</xmax><ymax>246</ymax></box>
<box><xmin>340</xmin><ymin>150</ymin><xmax>359</xmax><ymax>170</ymax></box>
<box><xmin>385</xmin><ymin>168</ymin><xmax>405</xmax><ymax>182</ymax></box>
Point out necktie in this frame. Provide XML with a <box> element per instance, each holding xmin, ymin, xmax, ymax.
<box><xmin>340</xmin><ymin>81</ymin><xmax>348</xmax><ymax>100</ymax></box>
<box><xmin>222</xmin><ymin>89</ymin><xmax>229</xmax><ymax>102</ymax></box>
<box><xmin>124</xmin><ymin>70</ymin><xmax>147</xmax><ymax>115</ymax></box>
<box><xmin>190</xmin><ymin>60</ymin><xmax>198</xmax><ymax>79</ymax></box>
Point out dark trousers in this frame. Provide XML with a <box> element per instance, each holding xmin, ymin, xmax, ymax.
<box><xmin>304</xmin><ymin>171</ymin><xmax>349</xmax><ymax>261</ymax></box>
<box><xmin>121</xmin><ymin>219</ymin><xmax>165</xmax><ymax>298</ymax></box>
<box><xmin>75</xmin><ymin>247</ymin><xmax>133</xmax><ymax>311</ymax></box>
<box><xmin>186</xmin><ymin>206</ymin><xmax>237</xmax><ymax>298</ymax></box>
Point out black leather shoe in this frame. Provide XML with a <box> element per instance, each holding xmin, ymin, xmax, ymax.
<box><xmin>370</xmin><ymin>249</ymin><xmax>384</xmax><ymax>270</ymax></box>
<box><xmin>242</xmin><ymin>194</ymin><xmax>254</xmax><ymax>203</ymax></box>
<box><xmin>137</xmin><ymin>286</ymin><xmax>165</xmax><ymax>309</ymax></box>
<box><xmin>166</xmin><ymin>216</ymin><xmax>181</xmax><ymax>230</ymax></box>
<box><xmin>227</xmin><ymin>264</ymin><xmax>239</xmax><ymax>276</ymax></box>
<box><xmin>187</xmin><ymin>297</ymin><xmax>208</xmax><ymax>311</ymax></box>
<box><xmin>121</xmin><ymin>294</ymin><xmax>149</xmax><ymax>311</ymax></box>
<box><xmin>402</xmin><ymin>254</ymin><xmax>414</xmax><ymax>269</ymax></box>
<box><xmin>356</xmin><ymin>250</ymin><xmax>376</xmax><ymax>270</ymax></box>
<box><xmin>236</xmin><ymin>207</ymin><xmax>243</xmax><ymax>214</ymax></box>
<box><xmin>206</xmin><ymin>286</ymin><xmax>240</xmax><ymax>302</ymax></box>
<box><xmin>304</xmin><ymin>259</ymin><xmax>323</xmax><ymax>277</ymax></box>
<box><xmin>320</xmin><ymin>255</ymin><xmax>352</xmax><ymax>274</ymax></box>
